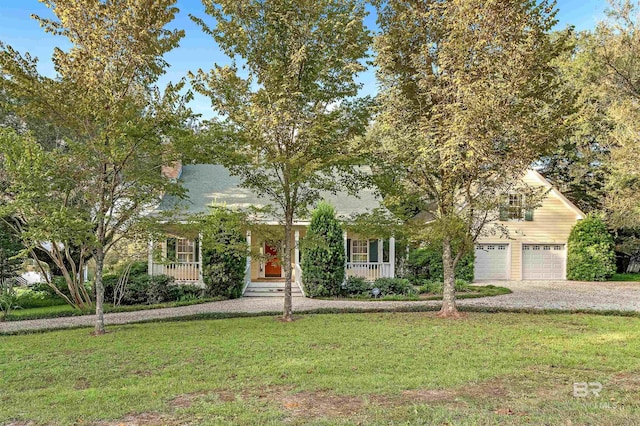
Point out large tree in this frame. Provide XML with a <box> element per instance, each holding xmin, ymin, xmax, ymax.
<box><xmin>537</xmin><ymin>31</ymin><xmax>612</xmax><ymax>214</ymax></box>
<box><xmin>369</xmin><ymin>0</ymin><xmax>574</xmax><ymax>317</ymax></box>
<box><xmin>0</xmin><ymin>0</ymin><xmax>189</xmax><ymax>334</ymax></box>
<box><xmin>190</xmin><ymin>0</ymin><xmax>371</xmax><ymax>321</ymax></box>
<box><xmin>585</xmin><ymin>0</ymin><xmax>640</xmax><ymax>228</ymax></box>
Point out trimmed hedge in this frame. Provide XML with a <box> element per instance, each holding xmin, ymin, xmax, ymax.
<box><xmin>567</xmin><ymin>215</ymin><xmax>616</xmax><ymax>281</ymax></box>
<box><xmin>407</xmin><ymin>246</ymin><xmax>474</xmax><ymax>282</ymax></box>
<box><xmin>302</xmin><ymin>202</ymin><xmax>346</xmax><ymax>297</ymax></box>
<box><xmin>340</xmin><ymin>276</ymin><xmax>416</xmax><ymax>297</ymax></box>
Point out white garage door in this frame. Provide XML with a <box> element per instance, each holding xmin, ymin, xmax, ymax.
<box><xmin>522</xmin><ymin>244</ymin><xmax>566</xmax><ymax>280</ymax></box>
<box><xmin>474</xmin><ymin>244</ymin><xmax>509</xmax><ymax>280</ymax></box>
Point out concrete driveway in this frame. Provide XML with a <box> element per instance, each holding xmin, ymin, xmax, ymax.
<box><xmin>1</xmin><ymin>280</ymin><xmax>639</xmax><ymax>334</ymax></box>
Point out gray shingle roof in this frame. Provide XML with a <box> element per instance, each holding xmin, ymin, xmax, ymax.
<box><xmin>157</xmin><ymin>164</ymin><xmax>382</xmax><ymax>222</ymax></box>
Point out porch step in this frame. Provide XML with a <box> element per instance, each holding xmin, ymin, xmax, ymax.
<box><xmin>243</xmin><ymin>282</ymin><xmax>304</xmax><ymax>297</ymax></box>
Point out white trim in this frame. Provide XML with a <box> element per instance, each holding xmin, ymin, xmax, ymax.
<box><xmin>242</xmin><ymin>231</ymin><xmax>252</xmax><ymax>295</ymax></box>
<box><xmin>148</xmin><ymin>239</ymin><xmax>154</xmax><ymax>277</ymax></box>
<box><xmin>507</xmin><ymin>242</ymin><xmax>512</xmax><ymax>280</ymax></box>
<box><xmin>351</xmin><ymin>239</ymin><xmax>369</xmax><ymax>263</ymax></box>
<box><xmin>198</xmin><ymin>232</ymin><xmax>203</xmax><ymax>283</ymax></box>
<box><xmin>343</xmin><ymin>231</ymin><xmax>348</xmax><ymax>261</ymax></box>
<box><xmin>389</xmin><ymin>237</ymin><xmax>396</xmax><ymax>278</ymax></box>
<box><xmin>294</xmin><ymin>230</ymin><xmax>300</xmax><ymax>266</ymax></box>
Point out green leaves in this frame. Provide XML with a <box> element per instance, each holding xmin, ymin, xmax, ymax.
<box><xmin>567</xmin><ymin>214</ymin><xmax>616</xmax><ymax>281</ymax></box>
<box><xmin>191</xmin><ymin>0</ymin><xmax>371</xmax><ymax>218</ymax></box>
<box><xmin>0</xmin><ymin>1</ymin><xmax>192</xmax><ymax>315</ymax></box>
<box><xmin>370</xmin><ymin>0</ymin><xmax>573</xmax><ymax>245</ymax></box>
<box><xmin>302</xmin><ymin>202</ymin><xmax>345</xmax><ymax>297</ymax></box>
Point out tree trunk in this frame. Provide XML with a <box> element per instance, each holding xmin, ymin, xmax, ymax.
<box><xmin>282</xmin><ymin>210</ymin><xmax>294</xmax><ymax>322</ymax></box>
<box><xmin>438</xmin><ymin>237</ymin><xmax>460</xmax><ymax>318</ymax></box>
<box><xmin>94</xmin><ymin>246</ymin><xmax>106</xmax><ymax>335</ymax></box>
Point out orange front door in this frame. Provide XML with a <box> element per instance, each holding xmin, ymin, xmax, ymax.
<box><xmin>264</xmin><ymin>243</ymin><xmax>282</xmax><ymax>277</ymax></box>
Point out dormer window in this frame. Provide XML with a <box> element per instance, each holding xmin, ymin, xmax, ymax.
<box><xmin>507</xmin><ymin>194</ymin><xmax>523</xmax><ymax>219</ymax></box>
<box><xmin>500</xmin><ymin>194</ymin><xmax>534</xmax><ymax>221</ymax></box>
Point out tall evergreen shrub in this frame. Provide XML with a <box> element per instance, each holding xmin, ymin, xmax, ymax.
<box><xmin>302</xmin><ymin>202</ymin><xmax>345</xmax><ymax>297</ymax></box>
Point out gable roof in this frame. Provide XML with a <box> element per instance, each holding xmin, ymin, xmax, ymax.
<box><xmin>156</xmin><ymin>164</ymin><xmax>383</xmax><ymax>222</ymax></box>
<box><xmin>527</xmin><ymin>169</ymin><xmax>586</xmax><ymax>220</ymax></box>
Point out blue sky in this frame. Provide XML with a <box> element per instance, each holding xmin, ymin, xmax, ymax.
<box><xmin>0</xmin><ymin>0</ymin><xmax>608</xmax><ymax>119</ymax></box>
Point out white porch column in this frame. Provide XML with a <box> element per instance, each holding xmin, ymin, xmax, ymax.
<box><xmin>198</xmin><ymin>232</ymin><xmax>203</xmax><ymax>283</ymax></box>
<box><xmin>245</xmin><ymin>231</ymin><xmax>252</xmax><ymax>287</ymax></box>
<box><xmin>148</xmin><ymin>238</ymin><xmax>154</xmax><ymax>277</ymax></box>
<box><xmin>343</xmin><ymin>231</ymin><xmax>348</xmax><ymax>260</ymax></box>
<box><xmin>389</xmin><ymin>236</ymin><xmax>396</xmax><ymax>278</ymax></box>
<box><xmin>378</xmin><ymin>239</ymin><xmax>383</xmax><ymax>263</ymax></box>
<box><xmin>294</xmin><ymin>229</ymin><xmax>300</xmax><ymax>266</ymax></box>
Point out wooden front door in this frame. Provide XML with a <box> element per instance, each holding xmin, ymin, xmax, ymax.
<box><xmin>264</xmin><ymin>243</ymin><xmax>282</xmax><ymax>277</ymax></box>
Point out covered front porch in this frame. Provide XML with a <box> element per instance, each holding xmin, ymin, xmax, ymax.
<box><xmin>149</xmin><ymin>226</ymin><xmax>396</xmax><ymax>296</ymax></box>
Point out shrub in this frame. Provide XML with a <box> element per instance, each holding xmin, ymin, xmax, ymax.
<box><xmin>418</xmin><ymin>279</ymin><xmax>469</xmax><ymax>294</ymax></box>
<box><xmin>407</xmin><ymin>246</ymin><xmax>474</xmax><ymax>282</ymax></box>
<box><xmin>31</xmin><ymin>278</ymin><xmax>76</xmax><ymax>300</ymax></box>
<box><xmin>302</xmin><ymin>202</ymin><xmax>346</xmax><ymax>297</ymax></box>
<box><xmin>455</xmin><ymin>279</ymin><xmax>471</xmax><ymax>292</ymax></box>
<box><xmin>201</xmin><ymin>209</ymin><xmax>248</xmax><ymax>299</ymax></box>
<box><xmin>174</xmin><ymin>284</ymin><xmax>205</xmax><ymax>301</ymax></box>
<box><xmin>15</xmin><ymin>290</ymin><xmax>66</xmax><ymax>308</ymax></box>
<box><xmin>373</xmin><ymin>277</ymin><xmax>416</xmax><ymax>296</ymax></box>
<box><xmin>567</xmin><ymin>215</ymin><xmax>616</xmax><ymax>281</ymax></box>
<box><xmin>340</xmin><ymin>276</ymin><xmax>370</xmax><ymax>296</ymax></box>
<box><xmin>145</xmin><ymin>275</ymin><xmax>177</xmax><ymax>304</ymax></box>
<box><xmin>0</xmin><ymin>284</ymin><xmax>19</xmax><ymax>321</ymax></box>
<box><xmin>418</xmin><ymin>280</ymin><xmax>443</xmax><ymax>294</ymax></box>
<box><xmin>104</xmin><ymin>273</ymin><xmax>178</xmax><ymax>305</ymax></box>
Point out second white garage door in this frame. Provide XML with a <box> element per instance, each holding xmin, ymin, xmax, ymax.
<box><xmin>522</xmin><ymin>244</ymin><xmax>566</xmax><ymax>280</ymax></box>
<box><xmin>474</xmin><ymin>244</ymin><xmax>509</xmax><ymax>280</ymax></box>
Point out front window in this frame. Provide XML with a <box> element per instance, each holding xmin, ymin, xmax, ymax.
<box><xmin>507</xmin><ymin>194</ymin><xmax>524</xmax><ymax>220</ymax></box>
<box><xmin>177</xmin><ymin>238</ymin><xmax>195</xmax><ymax>263</ymax></box>
<box><xmin>165</xmin><ymin>237</ymin><xmax>198</xmax><ymax>263</ymax></box>
<box><xmin>351</xmin><ymin>240</ymin><xmax>368</xmax><ymax>262</ymax></box>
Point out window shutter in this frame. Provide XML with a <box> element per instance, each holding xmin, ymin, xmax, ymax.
<box><xmin>194</xmin><ymin>238</ymin><xmax>200</xmax><ymax>262</ymax></box>
<box><xmin>499</xmin><ymin>208</ymin><xmax>509</xmax><ymax>221</ymax></box>
<box><xmin>525</xmin><ymin>209</ymin><xmax>534</xmax><ymax>221</ymax></box>
<box><xmin>166</xmin><ymin>238</ymin><xmax>177</xmax><ymax>262</ymax></box>
<box><xmin>369</xmin><ymin>240</ymin><xmax>379</xmax><ymax>263</ymax></box>
<box><xmin>347</xmin><ymin>239</ymin><xmax>351</xmax><ymax>262</ymax></box>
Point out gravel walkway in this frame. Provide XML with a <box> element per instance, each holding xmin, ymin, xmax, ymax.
<box><xmin>2</xmin><ymin>281</ymin><xmax>639</xmax><ymax>334</ymax></box>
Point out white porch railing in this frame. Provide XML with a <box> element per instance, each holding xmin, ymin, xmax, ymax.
<box><xmin>346</xmin><ymin>262</ymin><xmax>393</xmax><ymax>281</ymax></box>
<box><xmin>295</xmin><ymin>263</ymin><xmax>305</xmax><ymax>297</ymax></box>
<box><xmin>151</xmin><ymin>262</ymin><xmax>201</xmax><ymax>282</ymax></box>
<box><xmin>242</xmin><ymin>262</ymin><xmax>251</xmax><ymax>295</ymax></box>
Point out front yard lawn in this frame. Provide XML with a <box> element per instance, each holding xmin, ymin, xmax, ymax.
<box><xmin>1</xmin><ymin>312</ymin><xmax>639</xmax><ymax>425</ymax></box>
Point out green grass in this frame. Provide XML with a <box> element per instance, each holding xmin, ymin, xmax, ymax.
<box><xmin>4</xmin><ymin>297</ymin><xmax>223</xmax><ymax>321</ymax></box>
<box><xmin>610</xmin><ymin>273</ymin><xmax>640</xmax><ymax>282</ymax></box>
<box><xmin>1</xmin><ymin>312</ymin><xmax>640</xmax><ymax>425</ymax></box>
